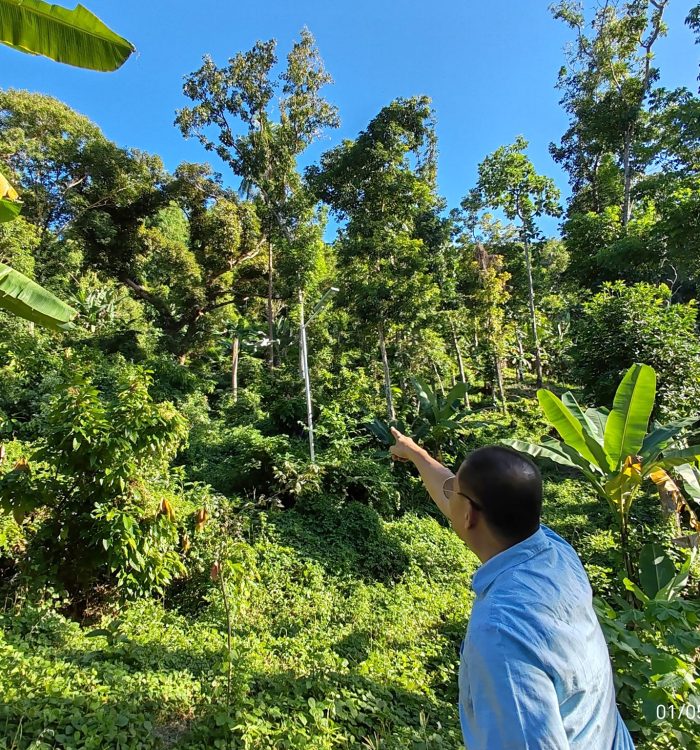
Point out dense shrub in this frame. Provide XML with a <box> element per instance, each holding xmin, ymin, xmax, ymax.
<box><xmin>0</xmin><ymin>364</ymin><xmax>190</xmax><ymax>599</ymax></box>
<box><xmin>571</xmin><ymin>282</ymin><xmax>700</xmax><ymax>417</ymax></box>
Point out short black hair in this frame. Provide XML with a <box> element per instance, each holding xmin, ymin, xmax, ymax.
<box><xmin>457</xmin><ymin>445</ymin><xmax>542</xmax><ymax>542</ymax></box>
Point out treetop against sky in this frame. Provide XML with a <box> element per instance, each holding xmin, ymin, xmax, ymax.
<box><xmin>0</xmin><ymin>0</ymin><xmax>697</xmax><ymax>239</ymax></box>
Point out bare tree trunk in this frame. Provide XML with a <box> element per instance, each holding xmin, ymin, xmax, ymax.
<box><xmin>523</xmin><ymin>236</ymin><xmax>543</xmax><ymax>388</ymax></box>
<box><xmin>299</xmin><ymin>290</ymin><xmax>316</xmax><ymax>462</ymax></box>
<box><xmin>231</xmin><ymin>336</ymin><xmax>240</xmax><ymax>401</ymax></box>
<box><xmin>267</xmin><ymin>239</ymin><xmax>275</xmax><ymax>370</ymax></box>
<box><xmin>432</xmin><ymin>361</ymin><xmax>445</xmax><ymax>397</ymax></box>
<box><xmin>378</xmin><ymin>323</ymin><xmax>395</xmax><ymax>422</ymax></box>
<box><xmin>515</xmin><ymin>328</ymin><xmax>525</xmax><ymax>383</ymax></box>
<box><xmin>494</xmin><ymin>352</ymin><xmax>507</xmax><ymax>414</ymax></box>
<box><xmin>622</xmin><ymin>127</ymin><xmax>633</xmax><ymax>227</ymax></box>
<box><xmin>451</xmin><ymin>319</ymin><xmax>470</xmax><ymax>408</ymax></box>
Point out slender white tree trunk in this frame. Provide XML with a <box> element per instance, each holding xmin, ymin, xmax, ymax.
<box><xmin>378</xmin><ymin>323</ymin><xmax>395</xmax><ymax>422</ymax></box>
<box><xmin>523</xmin><ymin>236</ymin><xmax>543</xmax><ymax>388</ymax></box>
<box><xmin>231</xmin><ymin>336</ymin><xmax>240</xmax><ymax>401</ymax></box>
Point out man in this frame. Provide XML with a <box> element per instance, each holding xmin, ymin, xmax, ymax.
<box><xmin>389</xmin><ymin>427</ymin><xmax>634</xmax><ymax>750</ymax></box>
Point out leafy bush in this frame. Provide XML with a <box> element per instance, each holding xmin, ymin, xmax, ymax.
<box><xmin>571</xmin><ymin>282</ymin><xmax>700</xmax><ymax>418</ymax></box>
<box><xmin>596</xmin><ymin>545</ymin><xmax>700</xmax><ymax>749</ymax></box>
<box><xmin>0</xmin><ymin>364</ymin><xmax>189</xmax><ymax>598</ymax></box>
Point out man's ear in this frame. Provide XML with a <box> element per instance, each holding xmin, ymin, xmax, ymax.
<box><xmin>465</xmin><ymin>499</ymin><xmax>479</xmax><ymax>530</ymax></box>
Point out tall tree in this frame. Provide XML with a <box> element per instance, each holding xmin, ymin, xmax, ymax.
<box><xmin>464</xmin><ymin>136</ymin><xmax>561</xmax><ymax>388</ymax></box>
<box><xmin>551</xmin><ymin>0</ymin><xmax>669</xmax><ymax>224</ymax></box>
<box><xmin>307</xmin><ymin>97</ymin><xmax>442</xmax><ymax>421</ymax></box>
<box><xmin>176</xmin><ymin>29</ymin><xmax>338</xmax><ymax>370</ymax></box>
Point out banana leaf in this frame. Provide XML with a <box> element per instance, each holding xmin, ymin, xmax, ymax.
<box><xmin>639</xmin><ymin>416</ymin><xmax>700</xmax><ymax>465</ymax></box>
<box><xmin>0</xmin><ymin>170</ymin><xmax>20</xmax><ymax>222</ymax></box>
<box><xmin>503</xmin><ymin>438</ymin><xmax>579</xmax><ymax>470</ymax></box>
<box><xmin>675</xmin><ymin>463</ymin><xmax>700</xmax><ymax>503</ymax></box>
<box><xmin>537</xmin><ymin>390</ymin><xmax>599</xmax><ymax>467</ymax></box>
<box><xmin>0</xmin><ymin>261</ymin><xmax>77</xmax><ymax>330</ymax></box>
<box><xmin>562</xmin><ymin>392</ymin><xmax>598</xmax><ymax>439</ymax></box>
<box><xmin>0</xmin><ymin>197</ymin><xmax>20</xmax><ymax>222</ymax></box>
<box><xmin>639</xmin><ymin>543</ymin><xmax>676</xmax><ymax>599</ymax></box>
<box><xmin>366</xmin><ymin>418</ymin><xmax>393</xmax><ymax>446</ymax></box>
<box><xmin>411</xmin><ymin>377</ymin><xmax>438</xmax><ymax>421</ymax></box>
<box><xmin>584</xmin><ymin>407</ymin><xmax>609</xmax><ymax>442</ymax></box>
<box><xmin>655</xmin><ymin>446</ymin><xmax>700</xmax><ymax>468</ymax></box>
<box><xmin>604</xmin><ymin>363</ymin><xmax>656</xmax><ymax>471</ymax></box>
<box><xmin>0</xmin><ymin>0</ymin><xmax>135</xmax><ymax>71</ymax></box>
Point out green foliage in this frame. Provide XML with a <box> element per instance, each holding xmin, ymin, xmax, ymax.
<box><xmin>0</xmin><ymin>364</ymin><xmax>188</xmax><ymax>596</ymax></box>
<box><xmin>572</xmin><ymin>282</ymin><xmax>700</xmax><ymax>418</ymax></box>
<box><xmin>0</xmin><ymin>503</ymin><xmax>477</xmax><ymax>749</ymax></box>
<box><xmin>505</xmin><ymin>363</ymin><xmax>700</xmax><ymax>576</ymax></box>
<box><xmin>0</xmin><ymin>0</ymin><xmax>134</xmax><ymax>71</ymax></box>
<box><xmin>595</xmin><ymin>546</ymin><xmax>700</xmax><ymax>749</ymax></box>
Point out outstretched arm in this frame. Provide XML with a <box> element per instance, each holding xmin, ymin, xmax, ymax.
<box><xmin>389</xmin><ymin>427</ymin><xmax>455</xmax><ymax>523</ymax></box>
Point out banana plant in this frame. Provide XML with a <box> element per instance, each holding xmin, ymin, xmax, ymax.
<box><xmin>367</xmin><ymin>377</ymin><xmax>474</xmax><ymax>459</ymax></box>
<box><xmin>504</xmin><ymin>363</ymin><xmax>700</xmax><ymax>578</ymax></box>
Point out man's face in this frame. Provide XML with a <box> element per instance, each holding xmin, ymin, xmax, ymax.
<box><xmin>446</xmin><ymin>465</ymin><xmax>481</xmax><ymax>549</ymax></box>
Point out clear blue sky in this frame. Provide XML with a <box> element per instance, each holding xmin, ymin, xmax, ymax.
<box><xmin>2</xmin><ymin>0</ymin><xmax>698</xmax><ymax>238</ymax></box>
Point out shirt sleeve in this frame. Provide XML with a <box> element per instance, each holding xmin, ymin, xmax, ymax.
<box><xmin>462</xmin><ymin>620</ymin><xmax>570</xmax><ymax>750</ymax></box>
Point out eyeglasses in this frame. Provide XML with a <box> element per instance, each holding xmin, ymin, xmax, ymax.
<box><xmin>442</xmin><ymin>474</ymin><xmax>483</xmax><ymax>511</ymax></box>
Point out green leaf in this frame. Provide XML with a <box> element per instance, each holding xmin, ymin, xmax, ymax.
<box><xmin>412</xmin><ymin>377</ymin><xmax>438</xmax><ymax>421</ymax></box>
<box><xmin>443</xmin><ymin>381</ymin><xmax>469</xmax><ymax>409</ymax></box>
<box><xmin>639</xmin><ymin>543</ymin><xmax>675</xmax><ymax>599</ymax></box>
<box><xmin>537</xmin><ymin>390</ymin><xmax>600</xmax><ymax>467</ymax></box>
<box><xmin>366</xmin><ymin>418</ymin><xmax>393</xmax><ymax>446</ymax></box>
<box><xmin>623</xmin><ymin>577</ymin><xmax>650</xmax><ymax>604</ymax></box>
<box><xmin>675</xmin><ymin>463</ymin><xmax>700</xmax><ymax>503</ymax></box>
<box><xmin>0</xmin><ymin>0</ymin><xmax>135</xmax><ymax>71</ymax></box>
<box><xmin>584</xmin><ymin>407</ymin><xmax>609</xmax><ymax>442</ymax></box>
<box><xmin>503</xmin><ymin>438</ymin><xmax>577</xmax><ymax>469</ymax></box>
<box><xmin>640</xmin><ymin>417</ymin><xmax>699</xmax><ymax>465</ymax></box>
<box><xmin>656</xmin><ymin>555</ymin><xmax>692</xmax><ymax>601</ymax></box>
<box><xmin>0</xmin><ymin>262</ymin><xmax>78</xmax><ymax>331</ymax></box>
<box><xmin>0</xmin><ymin>196</ymin><xmax>20</xmax><ymax>222</ymax></box>
<box><xmin>658</xmin><ymin>446</ymin><xmax>700</xmax><ymax>467</ymax></box>
<box><xmin>604</xmin><ymin>364</ymin><xmax>656</xmax><ymax>471</ymax></box>
<box><xmin>562</xmin><ymin>392</ymin><xmax>597</xmax><ymax>438</ymax></box>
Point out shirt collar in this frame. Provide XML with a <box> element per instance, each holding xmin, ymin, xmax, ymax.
<box><xmin>472</xmin><ymin>525</ymin><xmax>550</xmax><ymax>596</ymax></box>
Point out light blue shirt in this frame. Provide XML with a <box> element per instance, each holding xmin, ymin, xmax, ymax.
<box><xmin>459</xmin><ymin>524</ymin><xmax>635</xmax><ymax>749</ymax></box>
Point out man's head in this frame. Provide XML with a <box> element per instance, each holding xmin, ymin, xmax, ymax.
<box><xmin>447</xmin><ymin>445</ymin><xmax>542</xmax><ymax>555</ymax></box>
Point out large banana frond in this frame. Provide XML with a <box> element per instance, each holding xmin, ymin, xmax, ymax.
<box><xmin>0</xmin><ymin>0</ymin><xmax>134</xmax><ymax>71</ymax></box>
<box><xmin>0</xmin><ymin>261</ymin><xmax>77</xmax><ymax>331</ymax></box>
<box><xmin>537</xmin><ymin>390</ymin><xmax>600</xmax><ymax>467</ymax></box>
<box><xmin>604</xmin><ymin>363</ymin><xmax>656</xmax><ymax>471</ymax></box>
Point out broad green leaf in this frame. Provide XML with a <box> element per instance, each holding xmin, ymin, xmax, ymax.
<box><xmin>656</xmin><ymin>446</ymin><xmax>700</xmax><ymax>468</ymax></box>
<box><xmin>604</xmin><ymin>364</ymin><xmax>656</xmax><ymax>471</ymax></box>
<box><xmin>0</xmin><ymin>197</ymin><xmax>21</xmax><ymax>222</ymax></box>
<box><xmin>562</xmin><ymin>392</ymin><xmax>598</xmax><ymax>439</ymax></box>
<box><xmin>623</xmin><ymin>577</ymin><xmax>649</xmax><ymax>604</ymax></box>
<box><xmin>656</xmin><ymin>554</ymin><xmax>693</xmax><ymax>601</ymax></box>
<box><xmin>411</xmin><ymin>377</ymin><xmax>438</xmax><ymax>421</ymax></box>
<box><xmin>537</xmin><ymin>390</ymin><xmax>599</xmax><ymax>467</ymax></box>
<box><xmin>0</xmin><ymin>261</ymin><xmax>77</xmax><ymax>331</ymax></box>
<box><xmin>443</xmin><ymin>381</ymin><xmax>469</xmax><ymax>409</ymax></box>
<box><xmin>638</xmin><ymin>543</ymin><xmax>675</xmax><ymax>598</ymax></box>
<box><xmin>584</xmin><ymin>407</ymin><xmax>609</xmax><ymax>441</ymax></box>
<box><xmin>0</xmin><ymin>0</ymin><xmax>135</xmax><ymax>71</ymax></box>
<box><xmin>676</xmin><ymin>463</ymin><xmax>700</xmax><ymax>503</ymax></box>
<box><xmin>640</xmin><ymin>416</ymin><xmax>699</xmax><ymax>464</ymax></box>
<box><xmin>0</xmin><ymin>171</ymin><xmax>20</xmax><ymax>222</ymax></box>
<box><xmin>503</xmin><ymin>438</ymin><xmax>577</xmax><ymax>469</ymax></box>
